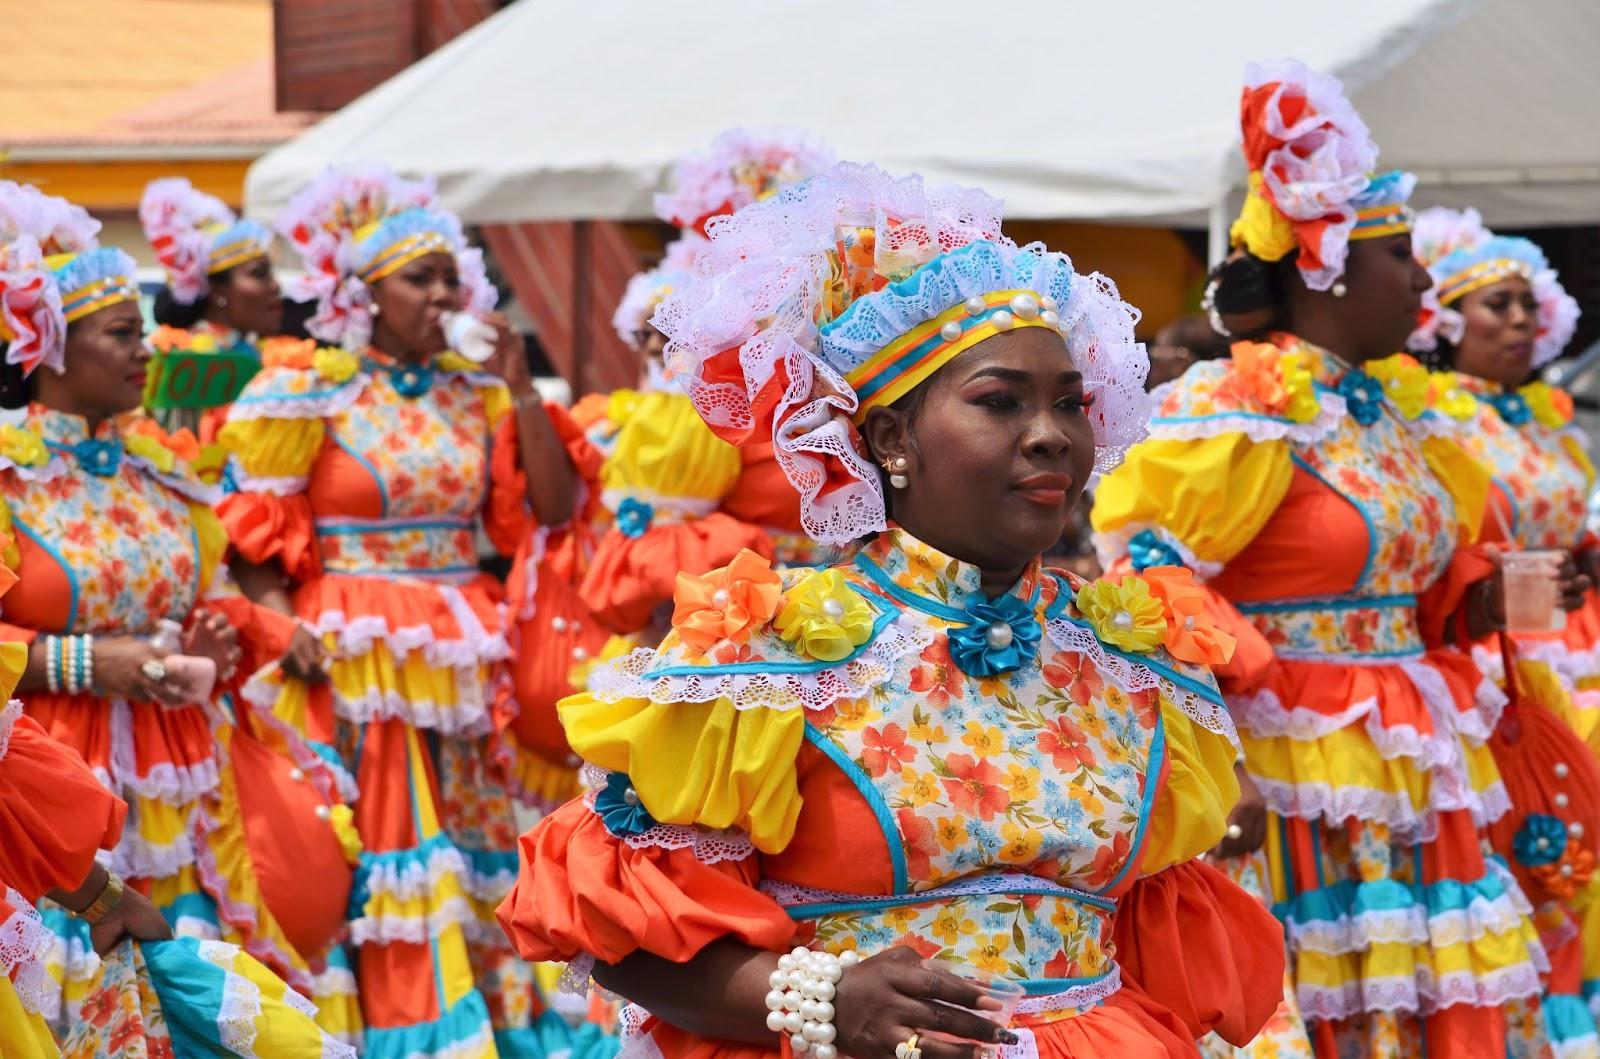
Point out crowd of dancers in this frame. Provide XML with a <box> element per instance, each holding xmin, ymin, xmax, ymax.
<box><xmin>0</xmin><ymin>55</ymin><xmax>1596</xmax><ymax>1059</ymax></box>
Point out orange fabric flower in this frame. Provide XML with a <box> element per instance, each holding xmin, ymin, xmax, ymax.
<box><xmin>1530</xmin><ymin>845</ymin><xmax>1595</xmax><ymax>902</ymax></box>
<box><xmin>1220</xmin><ymin>342</ymin><xmax>1290</xmax><ymax>411</ymax></box>
<box><xmin>671</xmin><ymin>549</ymin><xmax>783</xmax><ymax>655</ymax></box>
<box><xmin>259</xmin><ymin>336</ymin><xmax>319</xmax><ymax>369</ymax></box>
<box><xmin>1141</xmin><ymin>566</ymin><xmax>1236</xmax><ymax>667</ymax></box>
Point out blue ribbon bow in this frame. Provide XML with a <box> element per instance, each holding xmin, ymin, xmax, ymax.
<box><xmin>595</xmin><ymin>772</ymin><xmax>657</xmax><ymax>838</ymax></box>
<box><xmin>72</xmin><ymin>438</ymin><xmax>123</xmax><ymax>477</ymax></box>
<box><xmin>616</xmin><ymin>497</ymin><xmax>654</xmax><ymax>540</ymax></box>
<box><xmin>1336</xmin><ymin>371</ymin><xmax>1386</xmax><ymax>427</ymax></box>
<box><xmin>1128</xmin><ymin>529</ymin><xmax>1186</xmax><ymax>573</ymax></box>
<box><xmin>1489</xmin><ymin>391</ymin><xmax>1532</xmax><ymax>427</ymax></box>
<box><xmin>390</xmin><ymin>363</ymin><xmax>435</xmax><ymax>399</ymax></box>
<box><xmin>946</xmin><ymin>593</ymin><xmax>1041</xmax><ymax>677</ymax></box>
<box><xmin>1513</xmin><ymin>814</ymin><xmax>1568</xmax><ymax>868</ymax></box>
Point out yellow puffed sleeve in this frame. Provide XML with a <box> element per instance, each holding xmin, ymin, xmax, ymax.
<box><xmin>186</xmin><ymin>502</ymin><xmax>229</xmax><ymax>595</ymax></box>
<box><xmin>559</xmin><ymin>691</ymin><xmax>807</xmax><ymax>854</ymax></box>
<box><xmin>600</xmin><ymin>390</ymin><xmax>742</xmax><ymax>503</ymax></box>
<box><xmin>218</xmin><ymin>418</ymin><xmax>325</xmax><ymax>481</ymax></box>
<box><xmin>1092</xmin><ymin>433</ymin><xmax>1295</xmax><ymax>567</ymax></box>
<box><xmin>1561</xmin><ymin>434</ymin><xmax>1597</xmax><ymax>493</ymax></box>
<box><xmin>1137</xmin><ymin>698</ymin><xmax>1241</xmax><ymax>874</ymax></box>
<box><xmin>1420</xmin><ymin>435</ymin><xmax>1490</xmax><ymax>545</ymax></box>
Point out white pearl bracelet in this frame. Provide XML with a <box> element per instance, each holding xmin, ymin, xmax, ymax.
<box><xmin>763</xmin><ymin>945</ymin><xmax>859</xmax><ymax>1059</ymax></box>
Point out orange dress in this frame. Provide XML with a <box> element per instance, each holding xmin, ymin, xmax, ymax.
<box><xmin>499</xmin><ymin>530</ymin><xmax>1284</xmax><ymax>1059</ymax></box>
<box><xmin>1094</xmin><ymin>339</ymin><xmax>1551</xmax><ymax>1058</ymax></box>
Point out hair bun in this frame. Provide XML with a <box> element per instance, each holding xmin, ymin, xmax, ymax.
<box><xmin>1207</xmin><ymin>252</ymin><xmax>1281</xmax><ymax>340</ymax></box>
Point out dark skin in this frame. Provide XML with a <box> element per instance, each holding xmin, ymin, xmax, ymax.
<box><xmin>594</xmin><ymin>328</ymin><xmax>1094</xmax><ymax>1058</ymax></box>
<box><xmin>48</xmin><ymin>861</ymin><xmax>172</xmax><ymax>954</ymax></box>
<box><xmin>21</xmin><ymin>301</ymin><xmax>244</xmax><ymax>700</ymax></box>
<box><xmin>235</xmin><ymin>250</ymin><xmax>578</xmax><ymax>642</ymax></box>
<box><xmin>203</xmin><ymin>254</ymin><xmax>284</xmax><ymax>338</ymax></box>
<box><xmin>1446</xmin><ymin>275</ymin><xmax>1594</xmax><ymax>605</ymax></box>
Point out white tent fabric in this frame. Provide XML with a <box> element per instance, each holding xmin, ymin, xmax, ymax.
<box><xmin>246</xmin><ymin>0</ymin><xmax>1600</xmax><ymax>230</ymax></box>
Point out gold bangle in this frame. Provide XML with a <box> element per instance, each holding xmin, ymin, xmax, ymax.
<box><xmin>77</xmin><ymin>872</ymin><xmax>126</xmax><ymax>924</ymax></box>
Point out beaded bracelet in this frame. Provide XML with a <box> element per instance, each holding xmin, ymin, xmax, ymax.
<box><xmin>764</xmin><ymin>945</ymin><xmax>857</xmax><ymax>1059</ymax></box>
<box><xmin>78</xmin><ymin>635</ymin><xmax>95</xmax><ymax>694</ymax></box>
<box><xmin>45</xmin><ymin>636</ymin><xmax>60</xmax><ymax>693</ymax></box>
<box><xmin>45</xmin><ymin>635</ymin><xmax>96</xmax><ymax>695</ymax></box>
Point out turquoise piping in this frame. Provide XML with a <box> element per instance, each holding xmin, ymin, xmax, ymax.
<box><xmin>781</xmin><ymin>881</ymin><xmax>1116</xmax><ymax>920</ymax></box>
<box><xmin>1095</xmin><ymin>706</ymin><xmax>1164</xmax><ymax>896</ymax></box>
<box><xmin>853</xmin><ymin>552</ymin><xmax>1042</xmax><ymax>624</ymax></box>
<box><xmin>331</xmin><ymin>432</ymin><xmax>390</xmax><ymax>516</ymax></box>
<box><xmin>1291</xmin><ymin>452</ymin><xmax>1377</xmax><ymax>590</ymax></box>
<box><xmin>1016</xmin><ymin>970</ymin><xmax>1116</xmax><ymax>998</ymax></box>
<box><xmin>315</xmin><ymin>516</ymin><xmax>475</xmax><ymax>536</ymax></box>
<box><xmin>1235</xmin><ymin>594</ymin><xmax>1417</xmax><ymax>615</ymax></box>
<box><xmin>13</xmin><ymin>518</ymin><xmax>79</xmax><ymax>631</ymax></box>
<box><xmin>803</xmin><ymin>725</ymin><xmax>909</xmax><ymax>894</ymax></box>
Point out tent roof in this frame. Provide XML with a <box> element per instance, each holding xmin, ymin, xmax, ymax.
<box><xmin>245</xmin><ymin>0</ymin><xmax>1600</xmax><ymax>228</ymax></box>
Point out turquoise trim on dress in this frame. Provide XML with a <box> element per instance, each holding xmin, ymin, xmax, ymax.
<box><xmin>1291</xmin><ymin>452</ymin><xmax>1377</xmax><ymax>590</ymax></box>
<box><xmin>331</xmin><ymin>431</ymin><xmax>390</xmax><ymax>516</ymax></box>
<box><xmin>1271</xmin><ymin>857</ymin><xmax>1518</xmax><ymax>928</ymax></box>
<box><xmin>315</xmin><ymin>516</ymin><xmax>475</xmax><ymax>535</ymax></box>
<box><xmin>1149</xmin><ymin>409</ymin><xmax>1300</xmax><ymax>429</ymax></box>
<box><xmin>646</xmin><ymin>593</ymin><xmax>899</xmax><ymax>678</ymax></box>
<box><xmin>232</xmin><ymin>381</ymin><xmax>359</xmax><ymax>408</ymax></box>
<box><xmin>780</xmin><ymin>880</ymin><xmax>1116</xmax><ymax>920</ymax></box>
<box><xmin>1050</xmin><ymin>612</ymin><xmax>1224</xmax><ymax>706</ymax></box>
<box><xmin>1491</xmin><ymin>475</ymin><xmax>1521</xmax><ymax>542</ymax></box>
<box><xmin>803</xmin><ymin>724</ymin><xmax>909</xmax><ymax>894</ymax></box>
<box><xmin>1016</xmin><ymin>969</ymin><xmax>1116</xmax><ymax>997</ymax></box>
<box><xmin>854</xmin><ymin>552</ymin><xmax>982</xmax><ymax>624</ymax></box>
<box><xmin>13</xmin><ymin>517</ymin><xmax>78</xmax><ymax>631</ymax></box>
<box><xmin>1234</xmin><ymin>593</ymin><xmax>1417</xmax><ymax>615</ymax></box>
<box><xmin>364</xmin><ymin>990</ymin><xmax>496</xmax><ymax>1059</ymax></box>
<box><xmin>1096</xmin><ymin>707</ymin><xmax>1164</xmax><ymax>896</ymax></box>
<box><xmin>1544</xmin><ymin>993</ymin><xmax>1600</xmax><ymax>1046</ymax></box>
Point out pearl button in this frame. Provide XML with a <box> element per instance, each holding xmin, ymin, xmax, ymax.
<box><xmin>552</xmin><ymin>616</ymin><xmax>568</xmax><ymax>632</ymax></box>
<box><xmin>1537</xmin><ymin>836</ymin><xmax>1551</xmax><ymax>850</ymax></box>
<box><xmin>1184</xmin><ymin>615</ymin><xmax>1197</xmax><ymax>630</ymax></box>
<box><xmin>1572</xmin><ymin>823</ymin><xmax>1586</xmax><ymax>839</ymax></box>
<box><xmin>822</xmin><ymin>599</ymin><xmax>846</xmax><ymax>621</ymax></box>
<box><xmin>985</xmin><ymin>620</ymin><xmax>1013</xmax><ymax>650</ymax></box>
<box><xmin>572</xmin><ymin>647</ymin><xmax>588</xmax><ymax>661</ymax></box>
<box><xmin>964</xmin><ymin>296</ymin><xmax>987</xmax><ymax>316</ymax></box>
<box><xmin>288</xmin><ymin>767</ymin><xmax>305</xmax><ymax>782</ymax></box>
<box><xmin>314</xmin><ymin>804</ymin><xmax>330</xmax><ymax>820</ymax></box>
<box><xmin>1039</xmin><ymin>295</ymin><xmax>1058</xmax><ymax>312</ymax></box>
<box><xmin>565</xmin><ymin>754</ymin><xmax>581</xmax><ymax>767</ymax></box>
<box><xmin>712</xmin><ymin>589</ymin><xmax>731</xmax><ymax>609</ymax></box>
<box><xmin>623</xmin><ymin>787</ymin><xmax>640</xmax><ymax>805</ymax></box>
<box><xmin>1040</xmin><ymin>309</ymin><xmax>1060</xmax><ymax>328</ymax></box>
<box><xmin>1562</xmin><ymin>864</ymin><xmax>1575</xmax><ymax>878</ymax></box>
<box><xmin>940</xmin><ymin>321</ymin><xmax>963</xmax><ymax>343</ymax></box>
<box><xmin>1555</xmin><ymin>762</ymin><xmax>1570</xmax><ymax>779</ymax></box>
<box><xmin>1112</xmin><ymin>610</ymin><xmax>1134</xmax><ymax>631</ymax></box>
<box><xmin>991</xmin><ymin>310</ymin><xmax>1014</xmax><ymax>329</ymax></box>
<box><xmin>1556</xmin><ymin>793</ymin><xmax>1570</xmax><ymax>809</ymax></box>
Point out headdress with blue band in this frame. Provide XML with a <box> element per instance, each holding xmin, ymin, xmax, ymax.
<box><xmin>0</xmin><ymin>182</ymin><xmax>138</xmax><ymax>376</ymax></box>
<box><xmin>653</xmin><ymin>162</ymin><xmax>1150</xmax><ymax>545</ymax></box>
<box><xmin>140</xmin><ymin>177</ymin><xmax>274</xmax><ymax>306</ymax></box>
<box><xmin>1409</xmin><ymin>206</ymin><xmax>1579</xmax><ymax>368</ymax></box>
<box><xmin>276</xmin><ymin>163</ymin><xmax>496</xmax><ymax>350</ymax></box>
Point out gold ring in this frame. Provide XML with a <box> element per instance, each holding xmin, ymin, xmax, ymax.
<box><xmin>895</xmin><ymin>1034</ymin><xmax>922</xmax><ymax>1059</ymax></box>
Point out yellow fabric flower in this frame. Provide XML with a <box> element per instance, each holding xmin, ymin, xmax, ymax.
<box><xmin>1279</xmin><ymin>351</ymin><xmax>1320</xmax><ymax>423</ymax></box>
<box><xmin>1228</xmin><ymin>172</ymin><xmax>1298</xmax><ymax>263</ymax></box>
<box><xmin>312</xmin><ymin>346</ymin><xmax>360</xmax><ymax>384</ymax></box>
<box><xmin>1364</xmin><ymin>354</ymin><xmax>1431</xmax><ymax>420</ymax></box>
<box><xmin>1075</xmin><ymin>576</ymin><xmax>1168</xmax><ymax>653</ymax></box>
<box><xmin>193</xmin><ymin>443</ymin><xmax>230</xmax><ymax>485</ymax></box>
<box><xmin>124</xmin><ymin>433</ymin><xmax>177</xmax><ymax>474</ymax></box>
<box><xmin>1429</xmin><ymin>371</ymin><xmax>1479</xmax><ymax>422</ymax></box>
<box><xmin>0</xmin><ymin>425</ymin><xmax>47</xmax><ymax>468</ymax></box>
<box><xmin>188</xmin><ymin>331</ymin><xmax>219</xmax><ymax>354</ymax></box>
<box><xmin>1522</xmin><ymin>381</ymin><xmax>1575</xmax><ymax>429</ymax></box>
<box><xmin>773</xmin><ymin>568</ymin><xmax>875</xmax><ymax>662</ymax></box>
<box><xmin>328</xmin><ymin>803</ymin><xmax>363</xmax><ymax>865</ymax></box>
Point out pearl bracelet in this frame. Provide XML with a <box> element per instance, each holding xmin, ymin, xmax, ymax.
<box><xmin>763</xmin><ymin>945</ymin><xmax>859</xmax><ymax>1059</ymax></box>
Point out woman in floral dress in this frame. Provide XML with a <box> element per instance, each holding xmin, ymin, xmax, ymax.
<box><xmin>0</xmin><ymin>181</ymin><xmax>359</xmax><ymax>1041</ymax></box>
<box><xmin>497</xmin><ymin>161</ymin><xmax>1285</xmax><ymax>1059</ymax></box>
<box><xmin>1093</xmin><ymin>61</ymin><xmax>1561</xmax><ymax>1059</ymax></box>
<box><xmin>219</xmin><ymin>163</ymin><xmax>584</xmax><ymax>1058</ymax></box>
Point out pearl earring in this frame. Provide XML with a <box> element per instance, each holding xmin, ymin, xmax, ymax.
<box><xmin>887</xmin><ymin>456</ymin><xmax>909</xmax><ymax>490</ymax></box>
<box><xmin>1331</xmin><ymin>282</ymin><xmax>1348</xmax><ymax>298</ymax></box>
<box><xmin>215</xmin><ymin>295</ymin><xmax>228</xmax><ymax>308</ymax></box>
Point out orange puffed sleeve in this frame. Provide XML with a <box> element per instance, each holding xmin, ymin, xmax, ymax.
<box><xmin>0</xmin><ymin>712</ymin><xmax>126</xmax><ymax>901</ymax></box>
<box><xmin>1111</xmin><ymin>859</ymin><xmax>1286</xmax><ymax>1046</ymax></box>
<box><xmin>486</xmin><ymin>401</ymin><xmax>603</xmax><ymax>557</ymax></box>
<box><xmin>1418</xmin><ymin>542</ymin><xmax>1497</xmax><ymax>648</ymax></box>
<box><xmin>217</xmin><ymin>491</ymin><xmax>321</xmax><ymax>582</ymax></box>
<box><xmin>495</xmin><ymin>798</ymin><xmax>795</xmax><ymax>966</ymax></box>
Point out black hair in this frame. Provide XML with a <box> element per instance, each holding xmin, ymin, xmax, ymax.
<box><xmin>1206</xmin><ymin>251</ymin><xmax>1299</xmax><ymax>341</ymax></box>
<box><xmin>152</xmin><ymin>266</ymin><xmax>236</xmax><ymax>330</ymax></box>
<box><xmin>0</xmin><ymin>355</ymin><xmax>35</xmax><ymax>410</ymax></box>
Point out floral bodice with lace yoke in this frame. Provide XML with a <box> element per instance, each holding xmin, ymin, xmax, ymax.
<box><xmin>501</xmin><ymin>527</ymin><xmax>1270</xmax><ymax>1036</ymax></box>
<box><xmin>0</xmin><ymin>405</ymin><xmax>222</xmax><ymax>636</ymax></box>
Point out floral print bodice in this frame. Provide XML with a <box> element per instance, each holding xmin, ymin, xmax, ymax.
<box><xmin>0</xmin><ymin>407</ymin><xmax>211</xmax><ymax>635</ymax></box>
<box><xmin>1451</xmin><ymin>376</ymin><xmax>1592</xmax><ymax>550</ymax></box>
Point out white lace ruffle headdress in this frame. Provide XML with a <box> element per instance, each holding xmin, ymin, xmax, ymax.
<box><xmin>611</xmin><ymin>234</ymin><xmax>707</xmax><ymax>346</ymax></box>
<box><xmin>1409</xmin><ymin>206</ymin><xmax>1579</xmax><ymax>368</ymax></box>
<box><xmin>276</xmin><ymin>163</ymin><xmax>496</xmax><ymax>350</ymax></box>
<box><xmin>653</xmin><ymin>162</ymin><xmax>1149</xmax><ymax>546</ymax></box>
<box><xmin>653</xmin><ymin>126</ymin><xmax>838</xmax><ymax>236</ymax></box>
<box><xmin>0</xmin><ymin>181</ymin><xmax>137</xmax><ymax>376</ymax></box>
<box><xmin>139</xmin><ymin>177</ymin><xmax>274</xmax><ymax>306</ymax></box>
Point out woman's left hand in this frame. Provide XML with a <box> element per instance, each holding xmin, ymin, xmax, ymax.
<box><xmin>478</xmin><ymin>311</ymin><xmax>533</xmax><ymax>391</ymax></box>
<box><xmin>1561</xmin><ymin>552</ymin><xmax>1594</xmax><ymax>612</ymax></box>
<box><xmin>1210</xmin><ymin>762</ymin><xmax>1266</xmax><ymax>860</ymax></box>
<box><xmin>184</xmin><ymin>610</ymin><xmax>242</xmax><ymax>681</ymax></box>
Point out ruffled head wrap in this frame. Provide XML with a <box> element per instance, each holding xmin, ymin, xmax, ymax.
<box><xmin>139</xmin><ymin>177</ymin><xmax>274</xmax><ymax>306</ymax></box>
<box><xmin>611</xmin><ymin>234</ymin><xmax>706</xmax><ymax>346</ymax></box>
<box><xmin>654</xmin><ymin>162</ymin><xmax>1149</xmax><ymax>545</ymax></box>
<box><xmin>0</xmin><ymin>181</ymin><xmax>138</xmax><ymax>376</ymax></box>
<box><xmin>1409</xmin><ymin>206</ymin><xmax>1578</xmax><ymax>367</ymax></box>
<box><xmin>653</xmin><ymin>126</ymin><xmax>837</xmax><ymax>235</ymax></box>
<box><xmin>1228</xmin><ymin>59</ymin><xmax>1414</xmax><ymax>291</ymax></box>
<box><xmin>275</xmin><ymin>163</ymin><xmax>496</xmax><ymax>349</ymax></box>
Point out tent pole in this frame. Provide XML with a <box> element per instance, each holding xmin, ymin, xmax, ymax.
<box><xmin>1207</xmin><ymin>198</ymin><xmax>1230</xmax><ymax>266</ymax></box>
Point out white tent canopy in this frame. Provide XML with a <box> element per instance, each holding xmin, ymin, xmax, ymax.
<box><xmin>246</xmin><ymin>0</ymin><xmax>1600</xmax><ymax>235</ymax></box>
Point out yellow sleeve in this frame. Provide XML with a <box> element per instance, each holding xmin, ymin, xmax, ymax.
<box><xmin>218</xmin><ymin>418</ymin><xmax>325</xmax><ymax>481</ymax></box>
<box><xmin>1420</xmin><ymin>435</ymin><xmax>1491</xmax><ymax>545</ymax></box>
<box><xmin>1091</xmin><ymin>433</ymin><xmax>1295</xmax><ymax>567</ymax></box>
<box><xmin>600</xmin><ymin>390</ymin><xmax>742</xmax><ymax>503</ymax></box>
<box><xmin>1561</xmin><ymin>434</ymin><xmax>1597</xmax><ymax>494</ymax></box>
<box><xmin>1138</xmin><ymin>698</ymin><xmax>1241</xmax><ymax>873</ymax></box>
<box><xmin>558</xmin><ymin>691</ymin><xmax>807</xmax><ymax>854</ymax></box>
<box><xmin>186</xmin><ymin>502</ymin><xmax>229</xmax><ymax>595</ymax></box>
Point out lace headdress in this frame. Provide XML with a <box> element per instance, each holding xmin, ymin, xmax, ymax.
<box><xmin>653</xmin><ymin>162</ymin><xmax>1149</xmax><ymax>545</ymax></box>
<box><xmin>654</xmin><ymin>126</ymin><xmax>837</xmax><ymax>235</ymax></box>
<box><xmin>140</xmin><ymin>177</ymin><xmax>274</xmax><ymax>306</ymax></box>
<box><xmin>1408</xmin><ymin>207</ymin><xmax>1578</xmax><ymax>367</ymax></box>
<box><xmin>0</xmin><ymin>181</ymin><xmax>137</xmax><ymax>375</ymax></box>
<box><xmin>276</xmin><ymin>163</ymin><xmax>496</xmax><ymax>349</ymax></box>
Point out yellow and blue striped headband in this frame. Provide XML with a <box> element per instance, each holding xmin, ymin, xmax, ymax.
<box><xmin>1348</xmin><ymin>170</ymin><xmax>1416</xmax><ymax>242</ymax></box>
<box><xmin>205</xmin><ymin>219</ymin><xmax>274</xmax><ymax>276</ymax></box>
<box><xmin>48</xmin><ymin>247</ymin><xmax>140</xmax><ymax>324</ymax></box>
<box><xmin>353</xmin><ymin>208</ymin><xmax>458</xmax><ymax>284</ymax></box>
